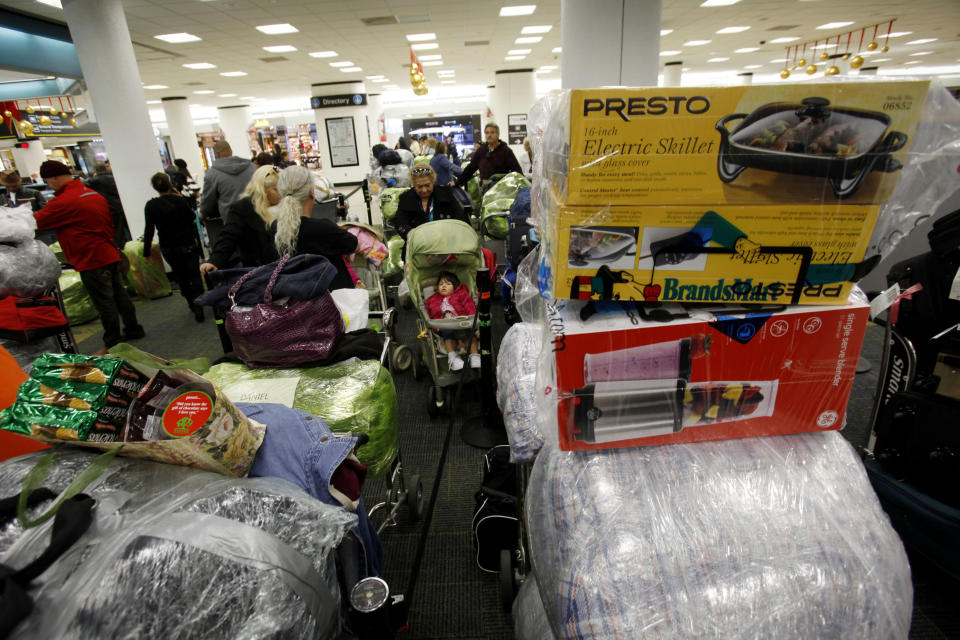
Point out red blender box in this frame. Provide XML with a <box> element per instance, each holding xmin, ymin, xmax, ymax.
<box><xmin>546</xmin><ymin>295</ymin><xmax>869</xmax><ymax>451</ymax></box>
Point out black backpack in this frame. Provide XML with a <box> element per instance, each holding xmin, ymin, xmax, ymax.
<box><xmin>471</xmin><ymin>445</ymin><xmax>518</xmax><ymax>573</ymax></box>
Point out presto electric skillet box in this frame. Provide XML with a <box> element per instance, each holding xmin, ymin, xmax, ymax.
<box><xmin>545</xmin><ymin>296</ymin><xmax>869</xmax><ymax>452</ymax></box>
<box><xmin>547</xmin><ymin>201</ymin><xmax>879</xmax><ymax>305</ymax></box>
<box><xmin>559</xmin><ymin>80</ymin><xmax>930</xmax><ymax>207</ymax></box>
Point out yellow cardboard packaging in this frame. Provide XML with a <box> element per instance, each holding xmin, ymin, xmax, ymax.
<box><xmin>550</xmin><ymin>202</ymin><xmax>880</xmax><ymax>305</ymax></box>
<box><xmin>554</xmin><ymin>81</ymin><xmax>929</xmax><ymax>207</ymax></box>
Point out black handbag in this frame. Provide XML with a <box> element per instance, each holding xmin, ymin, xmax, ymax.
<box><xmin>471</xmin><ymin>445</ymin><xmax>519</xmax><ymax>573</ymax></box>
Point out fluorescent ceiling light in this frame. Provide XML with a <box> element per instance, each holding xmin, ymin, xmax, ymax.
<box><xmin>309</xmin><ymin>51</ymin><xmax>337</xmax><ymax>58</ymax></box>
<box><xmin>904</xmin><ymin>61</ymin><xmax>921</xmax><ymax>65</ymax></box>
<box><xmin>660</xmin><ymin>29</ymin><xmax>673</xmax><ymax>36</ymax></box>
<box><xmin>540</xmin><ymin>65</ymin><xmax>558</xmax><ymax>70</ymax></box>
<box><xmin>193</xmin><ymin>90</ymin><xmax>214</xmax><ymax>94</ymax></box>
<box><xmin>411</xmin><ymin>43</ymin><xmax>439</xmax><ymax>50</ymax></box>
<box><xmin>422</xmin><ymin>61</ymin><xmax>443</xmax><ymax>66</ymax></box>
<box><xmin>240</xmin><ymin>96</ymin><xmax>256</xmax><ymax>100</ymax></box>
<box><xmin>907</xmin><ymin>38</ymin><xmax>937</xmax><ymax>45</ymax></box>
<box><xmin>155</xmin><ymin>32</ymin><xmax>201</xmax><ymax>43</ymax></box>
<box><xmin>910</xmin><ymin>51</ymin><xmax>933</xmax><ymax>56</ymax></box>
<box><xmin>146</xmin><ymin>100</ymin><xmax>161</xmax><ymax>104</ymax></box>
<box><xmin>366</xmin><ymin>75</ymin><xmax>385</xmax><ymax>80</ymax></box>
<box><xmin>329</xmin><ymin>61</ymin><xmax>354</xmax><ymax>67</ymax></box>
<box><xmin>262</xmin><ymin>45</ymin><xmax>297</xmax><ymax>53</ymax></box>
<box><xmin>813</xmin><ymin>43</ymin><xmax>834</xmax><ymax>49</ymax></box>
<box><xmin>406</xmin><ymin>33</ymin><xmax>437</xmax><ymax>41</ymax></box>
<box><xmin>220</xmin><ymin>71</ymin><xmax>247</xmax><ymax>77</ymax></box>
<box><xmin>700</xmin><ymin>0</ymin><xmax>741</xmax><ymax>6</ymax></box>
<box><xmin>441</xmin><ymin>80</ymin><xmax>456</xmax><ymax>84</ymax></box>
<box><xmin>817</xmin><ymin>22</ymin><xmax>854</xmax><ymax>29</ymax></box>
<box><xmin>256</xmin><ymin>24</ymin><xmax>298</xmax><ymax>34</ymax></box>
<box><xmin>183</xmin><ymin>62</ymin><xmax>216</xmax><ymax>69</ymax></box>
<box><xmin>743</xmin><ymin>64</ymin><xmax>762</xmax><ymax>69</ymax></box>
<box><xmin>516</xmin><ymin>36</ymin><xmax>543</xmax><ymax>44</ymax></box>
<box><xmin>340</xmin><ymin>67</ymin><xmax>362</xmax><ymax>72</ymax></box>
<box><xmin>716</xmin><ymin>26</ymin><xmax>750</xmax><ymax>34</ymax></box>
<box><xmin>735</xmin><ymin>47</ymin><xmax>759</xmax><ymax>53</ymax></box>
<box><xmin>552</xmin><ymin>47</ymin><xmax>562</xmax><ymax>53</ymax></box>
<box><xmin>660</xmin><ymin>50</ymin><xmax>682</xmax><ymax>56</ymax></box>
<box><xmin>536</xmin><ymin>68</ymin><xmax>553</xmax><ymax>73</ymax></box>
<box><xmin>420</xmin><ymin>54</ymin><xmax>442</xmax><ymax>61</ymax></box>
<box><xmin>769</xmin><ymin>58</ymin><xmax>787</xmax><ymax>63</ymax></box>
<box><xmin>521</xmin><ymin>25</ymin><xmax>552</xmax><ymax>34</ymax></box>
<box><xmin>708</xmin><ymin>57</ymin><xmax>730</xmax><ymax>62</ymax></box>
<box><xmin>505</xmin><ymin>55</ymin><xmax>526</xmax><ymax>61</ymax></box>
<box><xmin>500</xmin><ymin>5</ymin><xmax>536</xmax><ymax>16</ymax></box>
<box><xmin>372</xmin><ymin>78</ymin><xmax>390</xmax><ymax>83</ymax></box>
<box><xmin>871</xmin><ymin>58</ymin><xmax>891</xmax><ymax>63</ymax></box>
<box><xmin>684</xmin><ymin>40</ymin><xmax>711</xmax><ymax>46</ymax></box>
<box><xmin>437</xmin><ymin>70</ymin><xmax>455</xmax><ymax>75</ymax></box>
<box><xmin>143</xmin><ymin>84</ymin><xmax>168</xmax><ymax>90</ymax></box>
<box><xmin>218</xmin><ymin>93</ymin><xmax>237</xmax><ymax>97</ymax></box>
<box><xmin>384</xmin><ymin>85</ymin><xmax>399</xmax><ymax>88</ymax></box>
<box><xmin>36</xmin><ymin>0</ymin><xmax>61</xmax><ymax>7</ymax></box>
<box><xmin>770</xmin><ymin>37</ymin><xmax>800</xmax><ymax>43</ymax></box>
<box><xmin>887</xmin><ymin>32</ymin><xmax>912</xmax><ymax>38</ymax></box>
<box><xmin>508</xmin><ymin>49</ymin><xmax>532</xmax><ymax>55</ymax></box>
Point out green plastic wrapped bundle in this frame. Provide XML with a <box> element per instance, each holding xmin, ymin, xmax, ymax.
<box><xmin>379</xmin><ymin>187</ymin><xmax>407</xmax><ymax>221</ymax></box>
<box><xmin>108</xmin><ymin>343</ymin><xmax>211</xmax><ymax>376</ymax></box>
<box><xmin>204</xmin><ymin>359</ymin><xmax>399</xmax><ymax>476</ymax></box>
<box><xmin>481</xmin><ymin>172</ymin><xmax>530</xmax><ymax>216</ymax></box>
<box><xmin>49</xmin><ymin>241</ymin><xmax>65</xmax><ymax>263</ymax></box>
<box><xmin>466</xmin><ymin>176</ymin><xmax>481</xmax><ymax>208</ymax></box>
<box><xmin>59</xmin><ymin>270</ymin><xmax>99</xmax><ymax>325</ymax></box>
<box><xmin>381</xmin><ymin>236</ymin><xmax>405</xmax><ymax>280</ymax></box>
<box><xmin>123</xmin><ymin>240</ymin><xmax>172</xmax><ymax>299</ymax></box>
<box><xmin>412</xmin><ymin>155</ymin><xmax>432</xmax><ymax>165</ymax></box>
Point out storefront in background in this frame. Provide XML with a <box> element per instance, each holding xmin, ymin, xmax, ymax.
<box><xmin>403</xmin><ymin>115</ymin><xmax>481</xmax><ymax>158</ymax></box>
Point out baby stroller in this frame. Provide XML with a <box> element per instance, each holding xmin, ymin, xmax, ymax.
<box><xmin>405</xmin><ymin>219</ymin><xmax>483</xmax><ymax>417</ymax></box>
<box><xmin>342</xmin><ymin>222</ymin><xmax>412</xmax><ymax>372</ymax></box>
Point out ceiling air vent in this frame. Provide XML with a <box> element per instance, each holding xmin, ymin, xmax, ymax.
<box><xmin>396</xmin><ymin>14</ymin><xmax>431</xmax><ymax>24</ymax></box>
<box><xmin>767</xmin><ymin>25</ymin><xmax>801</xmax><ymax>31</ymax></box>
<box><xmin>259</xmin><ymin>56</ymin><xmax>289</xmax><ymax>63</ymax></box>
<box><xmin>361</xmin><ymin>16</ymin><xmax>398</xmax><ymax>26</ymax></box>
<box><xmin>184</xmin><ymin>82</ymin><xmax>204</xmax><ymax>86</ymax></box>
<box><xmin>465</xmin><ymin>40</ymin><xmax>490</xmax><ymax>47</ymax></box>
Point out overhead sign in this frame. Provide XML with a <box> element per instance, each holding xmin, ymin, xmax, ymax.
<box><xmin>23</xmin><ymin>111</ymin><xmax>78</xmax><ymax>135</ymax></box>
<box><xmin>311</xmin><ymin>94</ymin><xmax>367</xmax><ymax>109</ymax></box>
<box><xmin>507</xmin><ymin>113</ymin><xmax>527</xmax><ymax>145</ymax></box>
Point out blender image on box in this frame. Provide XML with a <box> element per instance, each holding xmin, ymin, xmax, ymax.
<box><xmin>571</xmin><ymin>336</ymin><xmax>777</xmax><ymax>443</ymax></box>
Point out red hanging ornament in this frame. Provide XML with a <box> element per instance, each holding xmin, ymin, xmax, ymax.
<box><xmin>881</xmin><ymin>19</ymin><xmax>893</xmax><ymax>53</ymax></box>
<box><xmin>867</xmin><ymin>24</ymin><xmax>879</xmax><ymax>50</ymax></box>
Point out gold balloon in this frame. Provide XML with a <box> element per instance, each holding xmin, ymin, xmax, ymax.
<box><xmin>819</xmin><ymin>52</ymin><xmax>829</xmax><ymax>61</ymax></box>
<box><xmin>791</xmin><ymin>64</ymin><xmax>797</xmax><ymax>70</ymax></box>
<box><xmin>780</xmin><ymin>69</ymin><xmax>791</xmax><ymax>79</ymax></box>
<box><xmin>867</xmin><ymin>41</ymin><xmax>878</xmax><ymax>51</ymax></box>
<box><xmin>38</xmin><ymin>115</ymin><xmax>52</xmax><ymax>126</ymax></box>
<box><xmin>413</xmin><ymin>85</ymin><xmax>428</xmax><ymax>96</ymax></box>
<box><xmin>805</xmin><ymin>64</ymin><xmax>817</xmax><ymax>75</ymax></box>
<box><xmin>849</xmin><ymin>55</ymin><xmax>864</xmax><ymax>69</ymax></box>
<box><xmin>25</xmin><ymin>105</ymin><xmax>35</xmax><ymax>114</ymax></box>
<box><xmin>60</xmin><ymin>111</ymin><xmax>68</xmax><ymax>118</ymax></box>
<box><xmin>842</xmin><ymin>53</ymin><xmax>851</xmax><ymax>61</ymax></box>
<box><xmin>798</xmin><ymin>57</ymin><xmax>807</xmax><ymax>66</ymax></box>
<box><xmin>825</xmin><ymin>65</ymin><xmax>840</xmax><ymax>76</ymax></box>
<box><xmin>69</xmin><ymin>118</ymin><xmax>77</xmax><ymax>127</ymax></box>
<box><xmin>18</xmin><ymin>120</ymin><xmax>34</xmax><ymax>135</ymax></box>
<box><xmin>412</xmin><ymin>72</ymin><xmax>424</xmax><ymax>84</ymax></box>
<box><xmin>881</xmin><ymin>45</ymin><xmax>889</xmax><ymax>53</ymax></box>
<box><xmin>2</xmin><ymin>110</ymin><xmax>11</xmax><ymax>119</ymax></box>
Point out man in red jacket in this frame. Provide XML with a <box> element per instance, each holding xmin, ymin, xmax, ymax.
<box><xmin>34</xmin><ymin>160</ymin><xmax>145</xmax><ymax>349</ymax></box>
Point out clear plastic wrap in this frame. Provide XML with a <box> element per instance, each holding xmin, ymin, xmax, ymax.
<box><xmin>515</xmin><ymin>245</ymin><xmax>544</xmax><ymax>324</ymax></box>
<box><xmin>526</xmin><ymin>432</ymin><xmax>912</xmax><ymax>639</ymax></box>
<box><xmin>0</xmin><ymin>448</ymin><xmax>356</xmax><ymax>639</ymax></box>
<box><xmin>0</xmin><ymin>239</ymin><xmax>61</xmax><ymax>297</ymax></box>
<box><xmin>58</xmin><ymin>269</ymin><xmax>99</xmax><ymax>325</ymax></box>
<box><xmin>204</xmin><ymin>359</ymin><xmax>399</xmax><ymax>476</ymax></box>
<box><xmin>496</xmin><ymin>322</ymin><xmax>544</xmax><ymax>462</ymax></box>
<box><xmin>122</xmin><ymin>240</ymin><xmax>171</xmax><ymax>299</ymax></box>
<box><xmin>513</xmin><ymin>573</ymin><xmax>556</xmax><ymax>640</ymax></box>
<box><xmin>0</xmin><ymin>203</ymin><xmax>36</xmax><ymax>243</ymax></box>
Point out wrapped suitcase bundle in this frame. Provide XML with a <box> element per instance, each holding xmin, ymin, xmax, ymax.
<box><xmin>0</xmin><ymin>448</ymin><xmax>356</xmax><ymax>639</ymax></box>
<box><xmin>524</xmin><ymin>432</ymin><xmax>913</xmax><ymax>639</ymax></box>
<box><xmin>495</xmin><ymin>322</ymin><xmax>545</xmax><ymax>462</ymax></box>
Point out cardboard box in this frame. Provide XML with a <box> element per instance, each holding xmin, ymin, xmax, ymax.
<box><xmin>546</xmin><ymin>296</ymin><xmax>869</xmax><ymax>451</ymax></box>
<box><xmin>547</xmin><ymin>202</ymin><xmax>879</xmax><ymax>305</ymax></box>
<box><xmin>552</xmin><ymin>81</ymin><xmax>929</xmax><ymax>207</ymax></box>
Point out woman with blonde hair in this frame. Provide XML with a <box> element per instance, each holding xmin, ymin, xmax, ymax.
<box><xmin>271</xmin><ymin>165</ymin><xmax>359</xmax><ymax>290</ymax></box>
<box><xmin>199</xmin><ymin>164</ymin><xmax>281</xmax><ymax>275</ymax></box>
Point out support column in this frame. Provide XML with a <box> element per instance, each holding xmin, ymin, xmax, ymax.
<box><xmin>738</xmin><ymin>72</ymin><xmax>754</xmax><ymax>85</ymax></box>
<box><xmin>310</xmin><ymin>81</ymin><xmax>369</xmax><ymax>184</ymax></box>
<box><xmin>663</xmin><ymin>61</ymin><xmax>683</xmax><ymax>87</ymax></box>
<box><xmin>11</xmin><ymin>140</ymin><xmax>46</xmax><ymax>181</ymax></box>
<box><xmin>217</xmin><ymin>105</ymin><xmax>253</xmax><ymax>159</ymax></box>
<box><xmin>161</xmin><ymin>97</ymin><xmax>205</xmax><ymax>175</ymax></box>
<box><xmin>491</xmin><ymin>69</ymin><xmax>536</xmax><ymax>156</ymax></box>
<box><xmin>561</xmin><ymin>0</ymin><xmax>662</xmax><ymax>88</ymax></box>
<box><xmin>61</xmin><ymin>0</ymin><xmax>160</xmax><ymax>240</ymax></box>
<box><xmin>366</xmin><ymin>93</ymin><xmax>384</xmax><ymax>147</ymax></box>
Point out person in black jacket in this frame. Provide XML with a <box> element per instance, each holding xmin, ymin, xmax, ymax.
<box><xmin>85</xmin><ymin>161</ymin><xmax>132</xmax><ymax>250</ymax></box>
<box><xmin>394</xmin><ymin>163</ymin><xmax>468</xmax><ymax>241</ymax></box>
<box><xmin>199</xmin><ymin>164</ymin><xmax>281</xmax><ymax>276</ymax></box>
<box><xmin>272</xmin><ymin>165</ymin><xmax>359</xmax><ymax>290</ymax></box>
<box><xmin>455</xmin><ymin>122</ymin><xmax>523</xmax><ymax>187</ymax></box>
<box><xmin>143</xmin><ymin>172</ymin><xmax>206</xmax><ymax>321</ymax></box>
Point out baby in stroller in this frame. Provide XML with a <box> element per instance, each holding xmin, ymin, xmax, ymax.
<box><xmin>426</xmin><ymin>270</ymin><xmax>480</xmax><ymax>370</ymax></box>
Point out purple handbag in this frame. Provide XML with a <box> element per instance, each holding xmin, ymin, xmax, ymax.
<box><xmin>225</xmin><ymin>255</ymin><xmax>344</xmax><ymax>368</ymax></box>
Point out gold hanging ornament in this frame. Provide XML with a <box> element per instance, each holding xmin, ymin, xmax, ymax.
<box><xmin>819</xmin><ymin>52</ymin><xmax>829</xmax><ymax>61</ymax></box>
<box><xmin>843</xmin><ymin>53</ymin><xmax>851</xmax><ymax>60</ymax></box>
<box><xmin>3</xmin><ymin>109</ymin><xmax>12</xmax><ymax>119</ymax></box>
<box><xmin>60</xmin><ymin>111</ymin><xmax>68</xmax><ymax>118</ymax></box>
<box><xmin>867</xmin><ymin>41</ymin><xmax>878</xmax><ymax>51</ymax></box>
<box><xmin>825</xmin><ymin>65</ymin><xmax>840</xmax><ymax>76</ymax></box>
<box><xmin>413</xmin><ymin>85</ymin><xmax>428</xmax><ymax>96</ymax></box>
<box><xmin>69</xmin><ymin>117</ymin><xmax>77</xmax><ymax>127</ymax></box>
<box><xmin>18</xmin><ymin>120</ymin><xmax>34</xmax><ymax>136</ymax></box>
<box><xmin>850</xmin><ymin>55</ymin><xmax>864</xmax><ymax>69</ymax></box>
<box><xmin>805</xmin><ymin>64</ymin><xmax>817</xmax><ymax>75</ymax></box>
<box><xmin>881</xmin><ymin>45</ymin><xmax>889</xmax><ymax>53</ymax></box>
<box><xmin>798</xmin><ymin>58</ymin><xmax>807</xmax><ymax>67</ymax></box>
<box><xmin>25</xmin><ymin>105</ymin><xmax>35</xmax><ymax>114</ymax></box>
<box><xmin>38</xmin><ymin>115</ymin><xmax>52</xmax><ymax>126</ymax></box>
<box><xmin>780</xmin><ymin>68</ymin><xmax>791</xmax><ymax>79</ymax></box>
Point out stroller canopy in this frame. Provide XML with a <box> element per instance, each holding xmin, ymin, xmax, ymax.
<box><xmin>405</xmin><ymin>220</ymin><xmax>482</xmax><ymax>308</ymax></box>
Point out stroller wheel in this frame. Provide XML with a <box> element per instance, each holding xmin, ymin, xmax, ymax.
<box><xmin>407</xmin><ymin>473</ymin><xmax>424</xmax><ymax>522</ymax></box>
<box><xmin>392</xmin><ymin>344</ymin><xmax>412</xmax><ymax>372</ymax></box>
<box><xmin>427</xmin><ymin>385</ymin><xmax>443</xmax><ymax>418</ymax></box>
<box><xmin>499</xmin><ymin>549</ymin><xmax>517</xmax><ymax>611</ymax></box>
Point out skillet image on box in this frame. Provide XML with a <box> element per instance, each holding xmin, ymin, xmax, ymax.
<box><xmin>715</xmin><ymin>97</ymin><xmax>908</xmax><ymax>200</ymax></box>
<box><xmin>568</xmin><ymin>226</ymin><xmax>637</xmax><ymax>268</ymax></box>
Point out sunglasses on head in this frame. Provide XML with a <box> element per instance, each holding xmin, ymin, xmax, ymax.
<box><xmin>411</xmin><ymin>167</ymin><xmax>432</xmax><ymax>177</ymax></box>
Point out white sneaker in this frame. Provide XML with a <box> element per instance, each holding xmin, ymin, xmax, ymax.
<box><xmin>448</xmin><ymin>352</ymin><xmax>464</xmax><ymax>371</ymax></box>
<box><xmin>469</xmin><ymin>353</ymin><xmax>481</xmax><ymax>369</ymax></box>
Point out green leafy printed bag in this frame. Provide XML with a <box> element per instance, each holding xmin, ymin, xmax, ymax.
<box><xmin>123</xmin><ymin>240</ymin><xmax>172</xmax><ymax>299</ymax></box>
<box><xmin>58</xmin><ymin>270</ymin><xmax>99</xmax><ymax>326</ymax></box>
